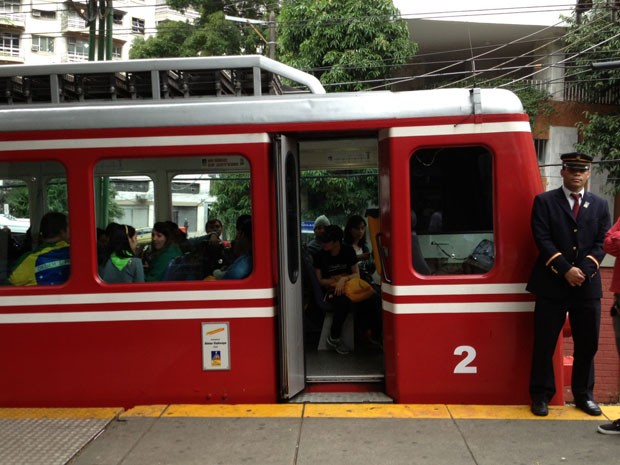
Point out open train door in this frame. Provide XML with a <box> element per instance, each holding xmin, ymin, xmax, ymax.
<box><xmin>275</xmin><ymin>135</ymin><xmax>305</xmax><ymax>399</ymax></box>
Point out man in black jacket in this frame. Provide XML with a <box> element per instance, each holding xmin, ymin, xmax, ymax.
<box><xmin>528</xmin><ymin>152</ymin><xmax>611</xmax><ymax>417</ymax></box>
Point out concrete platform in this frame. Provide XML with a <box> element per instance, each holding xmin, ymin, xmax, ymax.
<box><xmin>2</xmin><ymin>404</ymin><xmax>620</xmax><ymax>465</ymax></box>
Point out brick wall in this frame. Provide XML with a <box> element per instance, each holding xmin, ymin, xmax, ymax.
<box><xmin>563</xmin><ymin>267</ymin><xmax>620</xmax><ymax>403</ymax></box>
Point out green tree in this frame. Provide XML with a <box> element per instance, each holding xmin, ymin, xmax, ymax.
<box><xmin>130</xmin><ymin>13</ymin><xmax>241</xmax><ymax>58</ymax></box>
<box><xmin>563</xmin><ymin>0</ymin><xmax>620</xmax><ymax>193</ymax></box>
<box><xmin>301</xmin><ymin>170</ymin><xmax>377</xmax><ymax>226</ymax></box>
<box><xmin>6</xmin><ymin>183</ymin><xmax>122</xmax><ymax>223</ymax></box>
<box><xmin>208</xmin><ymin>174</ymin><xmax>251</xmax><ymax>239</ymax></box>
<box><xmin>277</xmin><ymin>0</ymin><xmax>416</xmax><ymax>91</ymax></box>
<box><xmin>130</xmin><ymin>1</ymin><xmax>274</xmax><ymax>59</ymax></box>
<box><xmin>208</xmin><ymin>170</ymin><xmax>377</xmax><ymax>237</ymax></box>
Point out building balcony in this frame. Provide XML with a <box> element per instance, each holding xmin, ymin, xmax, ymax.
<box><xmin>154</xmin><ymin>5</ymin><xmax>199</xmax><ymax>24</ymax></box>
<box><xmin>0</xmin><ymin>52</ymin><xmax>24</xmax><ymax>64</ymax></box>
<box><xmin>0</xmin><ymin>12</ymin><xmax>26</xmax><ymax>29</ymax></box>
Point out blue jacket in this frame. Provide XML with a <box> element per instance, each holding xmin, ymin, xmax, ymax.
<box><xmin>527</xmin><ymin>188</ymin><xmax>610</xmax><ymax>300</ymax></box>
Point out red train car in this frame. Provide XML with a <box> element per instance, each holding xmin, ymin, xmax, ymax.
<box><xmin>0</xmin><ymin>56</ymin><xmax>555</xmax><ymax>407</ymax></box>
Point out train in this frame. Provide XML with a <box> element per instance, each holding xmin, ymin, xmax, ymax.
<box><xmin>0</xmin><ymin>55</ymin><xmax>555</xmax><ymax>407</ymax></box>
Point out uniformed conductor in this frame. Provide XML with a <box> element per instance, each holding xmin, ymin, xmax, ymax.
<box><xmin>528</xmin><ymin>152</ymin><xmax>610</xmax><ymax>417</ymax></box>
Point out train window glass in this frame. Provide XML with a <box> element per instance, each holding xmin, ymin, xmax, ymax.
<box><xmin>95</xmin><ymin>155</ymin><xmax>252</xmax><ymax>283</ymax></box>
<box><xmin>0</xmin><ymin>161</ymin><xmax>69</xmax><ymax>286</ymax></box>
<box><xmin>410</xmin><ymin>147</ymin><xmax>494</xmax><ymax>275</ymax></box>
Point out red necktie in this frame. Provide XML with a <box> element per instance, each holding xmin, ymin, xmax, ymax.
<box><xmin>570</xmin><ymin>192</ymin><xmax>581</xmax><ymax>219</ymax></box>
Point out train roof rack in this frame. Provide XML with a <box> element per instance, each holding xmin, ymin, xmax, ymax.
<box><xmin>0</xmin><ymin>55</ymin><xmax>326</xmax><ymax>105</ymax></box>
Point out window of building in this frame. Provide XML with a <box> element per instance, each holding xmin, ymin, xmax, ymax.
<box><xmin>131</xmin><ymin>17</ymin><xmax>145</xmax><ymax>34</ymax></box>
<box><xmin>0</xmin><ymin>0</ymin><xmax>20</xmax><ymax>14</ymax></box>
<box><xmin>31</xmin><ymin>35</ymin><xmax>54</xmax><ymax>53</ymax></box>
<box><xmin>409</xmin><ymin>146</ymin><xmax>494</xmax><ymax>275</ymax></box>
<box><xmin>67</xmin><ymin>37</ymin><xmax>89</xmax><ymax>61</ymax></box>
<box><xmin>0</xmin><ymin>161</ymin><xmax>69</xmax><ymax>286</ymax></box>
<box><xmin>32</xmin><ymin>9</ymin><xmax>56</xmax><ymax>19</ymax></box>
<box><xmin>534</xmin><ymin>139</ymin><xmax>547</xmax><ymax>164</ymax></box>
<box><xmin>112</xmin><ymin>44</ymin><xmax>122</xmax><ymax>58</ymax></box>
<box><xmin>0</xmin><ymin>31</ymin><xmax>19</xmax><ymax>57</ymax></box>
<box><xmin>113</xmin><ymin>12</ymin><xmax>123</xmax><ymax>25</ymax></box>
<box><xmin>67</xmin><ymin>11</ymin><xmax>87</xmax><ymax>29</ymax></box>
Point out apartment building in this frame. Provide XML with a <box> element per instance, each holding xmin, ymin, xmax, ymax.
<box><xmin>0</xmin><ymin>0</ymin><xmax>197</xmax><ymax>64</ymax></box>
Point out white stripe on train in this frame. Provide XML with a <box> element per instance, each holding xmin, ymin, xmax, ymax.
<box><xmin>383</xmin><ymin>301</ymin><xmax>534</xmax><ymax>314</ymax></box>
<box><xmin>1</xmin><ymin>121</ymin><xmax>530</xmax><ymax>152</ymax></box>
<box><xmin>0</xmin><ymin>133</ymin><xmax>271</xmax><ymax>151</ymax></box>
<box><xmin>382</xmin><ymin>283</ymin><xmax>528</xmax><ymax>296</ymax></box>
<box><xmin>0</xmin><ymin>306</ymin><xmax>275</xmax><ymax>324</ymax></box>
<box><xmin>0</xmin><ymin>288</ymin><xmax>275</xmax><ymax>307</ymax></box>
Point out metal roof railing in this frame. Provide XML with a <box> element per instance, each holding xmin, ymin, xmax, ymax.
<box><xmin>0</xmin><ymin>55</ymin><xmax>326</xmax><ymax>105</ymax></box>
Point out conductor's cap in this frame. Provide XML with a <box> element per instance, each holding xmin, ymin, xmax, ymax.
<box><xmin>561</xmin><ymin>152</ymin><xmax>593</xmax><ymax>170</ymax></box>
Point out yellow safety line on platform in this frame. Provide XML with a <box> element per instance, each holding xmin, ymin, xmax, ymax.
<box><xmin>447</xmin><ymin>404</ymin><xmax>602</xmax><ymax>421</ymax></box>
<box><xmin>0</xmin><ymin>407</ymin><xmax>123</xmax><ymax>419</ymax></box>
<box><xmin>122</xmin><ymin>405</ymin><xmax>168</xmax><ymax>417</ymax></box>
<box><xmin>162</xmin><ymin>404</ymin><xmax>304</xmax><ymax>418</ymax></box>
<box><xmin>2</xmin><ymin>404</ymin><xmax>618</xmax><ymax>420</ymax></box>
<box><xmin>304</xmin><ymin>404</ymin><xmax>449</xmax><ymax>418</ymax></box>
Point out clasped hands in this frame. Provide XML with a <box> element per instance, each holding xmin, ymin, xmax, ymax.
<box><xmin>564</xmin><ymin>266</ymin><xmax>586</xmax><ymax>287</ymax></box>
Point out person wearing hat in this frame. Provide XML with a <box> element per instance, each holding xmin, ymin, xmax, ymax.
<box><xmin>307</xmin><ymin>215</ymin><xmax>331</xmax><ymax>258</ymax></box>
<box><xmin>528</xmin><ymin>152</ymin><xmax>611</xmax><ymax>417</ymax></box>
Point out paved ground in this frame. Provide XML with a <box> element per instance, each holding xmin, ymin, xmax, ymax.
<box><xmin>2</xmin><ymin>404</ymin><xmax>620</xmax><ymax>465</ymax></box>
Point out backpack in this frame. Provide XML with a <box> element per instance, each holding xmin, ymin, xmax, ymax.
<box><xmin>463</xmin><ymin>239</ymin><xmax>494</xmax><ymax>274</ymax></box>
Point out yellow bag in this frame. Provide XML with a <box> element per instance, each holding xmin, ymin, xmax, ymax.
<box><xmin>344</xmin><ymin>277</ymin><xmax>375</xmax><ymax>303</ymax></box>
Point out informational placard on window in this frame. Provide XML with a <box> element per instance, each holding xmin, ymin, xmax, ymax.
<box><xmin>202</xmin><ymin>322</ymin><xmax>230</xmax><ymax>370</ymax></box>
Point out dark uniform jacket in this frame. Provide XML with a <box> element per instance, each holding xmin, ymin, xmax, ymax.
<box><xmin>527</xmin><ymin>187</ymin><xmax>610</xmax><ymax>300</ymax></box>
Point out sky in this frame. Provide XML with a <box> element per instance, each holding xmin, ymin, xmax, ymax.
<box><xmin>393</xmin><ymin>1</ymin><xmax>576</xmax><ymax>26</ymax></box>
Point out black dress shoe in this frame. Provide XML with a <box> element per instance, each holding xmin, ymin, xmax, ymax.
<box><xmin>575</xmin><ymin>400</ymin><xmax>602</xmax><ymax>416</ymax></box>
<box><xmin>531</xmin><ymin>400</ymin><xmax>548</xmax><ymax>416</ymax></box>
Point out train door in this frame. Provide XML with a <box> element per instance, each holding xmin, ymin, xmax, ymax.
<box><xmin>275</xmin><ymin>136</ymin><xmax>305</xmax><ymax>399</ymax></box>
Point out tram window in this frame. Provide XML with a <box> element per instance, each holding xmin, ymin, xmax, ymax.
<box><xmin>0</xmin><ymin>161</ymin><xmax>69</xmax><ymax>285</ymax></box>
<box><xmin>410</xmin><ymin>147</ymin><xmax>494</xmax><ymax>275</ymax></box>
<box><xmin>95</xmin><ymin>155</ymin><xmax>252</xmax><ymax>283</ymax></box>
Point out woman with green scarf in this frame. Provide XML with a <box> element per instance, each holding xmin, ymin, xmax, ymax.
<box><xmin>101</xmin><ymin>223</ymin><xmax>144</xmax><ymax>283</ymax></box>
<box><xmin>143</xmin><ymin>221</ymin><xmax>182</xmax><ymax>282</ymax></box>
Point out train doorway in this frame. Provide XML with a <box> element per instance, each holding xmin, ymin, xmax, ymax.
<box><xmin>277</xmin><ymin>136</ymin><xmax>386</xmax><ymax>400</ymax></box>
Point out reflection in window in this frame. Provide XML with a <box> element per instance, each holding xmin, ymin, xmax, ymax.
<box><xmin>95</xmin><ymin>156</ymin><xmax>252</xmax><ymax>283</ymax></box>
<box><xmin>410</xmin><ymin>147</ymin><xmax>494</xmax><ymax>275</ymax></box>
<box><xmin>0</xmin><ymin>161</ymin><xmax>69</xmax><ymax>285</ymax></box>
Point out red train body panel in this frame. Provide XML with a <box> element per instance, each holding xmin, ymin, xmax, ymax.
<box><xmin>0</xmin><ymin>57</ymin><xmax>559</xmax><ymax>407</ymax></box>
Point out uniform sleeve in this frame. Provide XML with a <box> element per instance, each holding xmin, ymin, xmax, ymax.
<box><xmin>530</xmin><ymin>195</ymin><xmax>573</xmax><ymax>278</ymax></box>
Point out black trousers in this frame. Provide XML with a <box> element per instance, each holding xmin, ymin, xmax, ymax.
<box><xmin>529</xmin><ymin>296</ymin><xmax>600</xmax><ymax>403</ymax></box>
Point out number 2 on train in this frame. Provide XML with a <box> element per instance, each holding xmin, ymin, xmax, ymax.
<box><xmin>453</xmin><ymin>345</ymin><xmax>478</xmax><ymax>374</ymax></box>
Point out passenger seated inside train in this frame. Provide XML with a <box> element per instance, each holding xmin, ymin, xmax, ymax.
<box><xmin>9</xmin><ymin>212</ymin><xmax>70</xmax><ymax>286</ymax></box>
<box><xmin>205</xmin><ymin>218</ymin><xmax>231</xmax><ymax>247</ymax></box>
<box><xmin>344</xmin><ymin>215</ymin><xmax>383</xmax><ymax>346</ymax></box>
<box><xmin>344</xmin><ymin>214</ymin><xmax>377</xmax><ymax>285</ymax></box>
<box><xmin>314</xmin><ymin>225</ymin><xmax>381</xmax><ymax>354</ymax></box>
<box><xmin>142</xmin><ymin>221</ymin><xmax>183</xmax><ymax>281</ymax></box>
<box><xmin>100</xmin><ymin>223</ymin><xmax>144</xmax><ymax>283</ymax></box>
<box><xmin>212</xmin><ymin>215</ymin><xmax>252</xmax><ymax>280</ymax></box>
<box><xmin>307</xmin><ymin>215</ymin><xmax>330</xmax><ymax>260</ymax></box>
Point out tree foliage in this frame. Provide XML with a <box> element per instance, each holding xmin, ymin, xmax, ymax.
<box><xmin>6</xmin><ymin>184</ymin><xmax>122</xmax><ymax>223</ymax></box>
<box><xmin>277</xmin><ymin>0</ymin><xmax>417</xmax><ymax>91</ymax></box>
<box><xmin>130</xmin><ymin>13</ymin><xmax>241</xmax><ymax>58</ymax></box>
<box><xmin>301</xmin><ymin>170</ymin><xmax>378</xmax><ymax>226</ymax></box>
<box><xmin>208</xmin><ymin>175</ymin><xmax>251</xmax><ymax>240</ymax></box>
<box><xmin>129</xmin><ymin>1</ymin><xmax>273</xmax><ymax>59</ymax></box>
<box><xmin>207</xmin><ymin>171</ymin><xmax>378</xmax><ymax>237</ymax></box>
<box><xmin>563</xmin><ymin>0</ymin><xmax>620</xmax><ymax>193</ymax></box>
